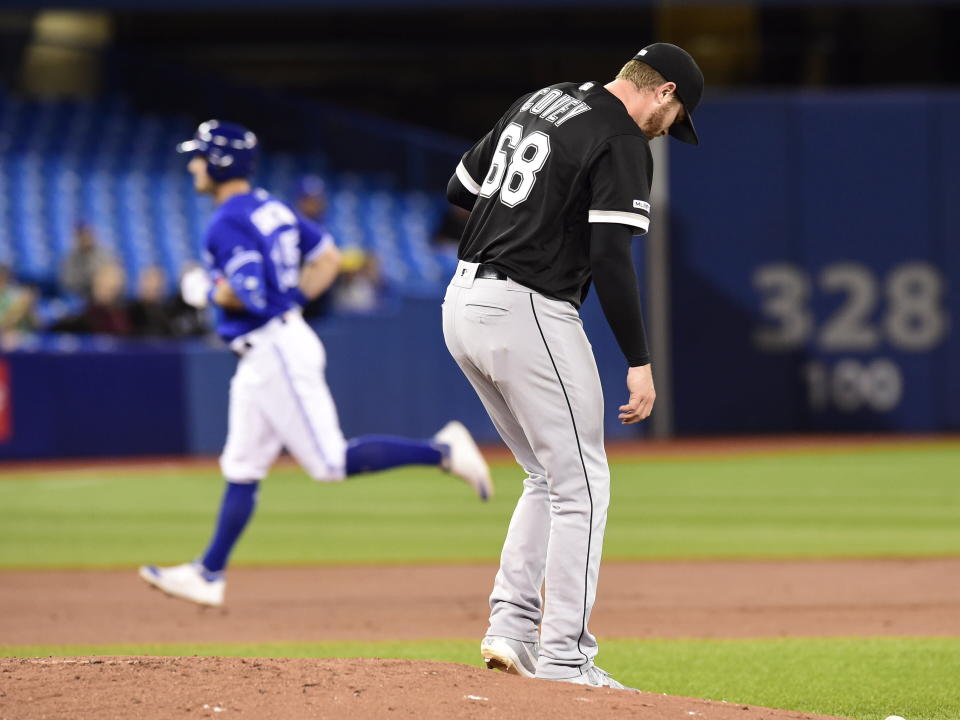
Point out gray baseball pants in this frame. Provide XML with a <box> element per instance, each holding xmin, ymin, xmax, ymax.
<box><xmin>442</xmin><ymin>260</ymin><xmax>610</xmax><ymax>680</ymax></box>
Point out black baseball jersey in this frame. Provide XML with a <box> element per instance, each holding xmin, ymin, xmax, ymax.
<box><xmin>454</xmin><ymin>81</ymin><xmax>653</xmax><ymax>307</ymax></box>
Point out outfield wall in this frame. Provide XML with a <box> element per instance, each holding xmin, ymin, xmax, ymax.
<box><xmin>668</xmin><ymin>92</ymin><xmax>958</xmax><ymax>434</ymax></box>
<box><xmin>1</xmin><ymin>91</ymin><xmax>957</xmax><ymax>459</ymax></box>
<box><xmin>0</xmin><ymin>293</ymin><xmax>637</xmax><ymax>459</ymax></box>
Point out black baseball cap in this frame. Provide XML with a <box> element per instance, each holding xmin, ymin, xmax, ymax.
<box><xmin>632</xmin><ymin>43</ymin><xmax>703</xmax><ymax>145</ymax></box>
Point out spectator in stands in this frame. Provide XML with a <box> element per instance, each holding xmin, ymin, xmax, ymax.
<box><xmin>295</xmin><ymin>175</ymin><xmax>334</xmax><ymax>319</ymax></box>
<box><xmin>166</xmin><ymin>264</ymin><xmax>211</xmax><ymax>338</ymax></box>
<box><xmin>52</xmin><ymin>262</ymin><xmax>133</xmax><ymax>335</ymax></box>
<box><xmin>0</xmin><ymin>264</ymin><xmax>37</xmax><ymax>335</ymax></box>
<box><xmin>128</xmin><ymin>266</ymin><xmax>177</xmax><ymax>337</ymax></box>
<box><xmin>295</xmin><ymin>175</ymin><xmax>328</xmax><ymax>223</ymax></box>
<box><xmin>59</xmin><ymin>222</ymin><xmax>116</xmax><ymax>300</ymax></box>
<box><xmin>331</xmin><ymin>247</ymin><xmax>382</xmax><ymax>313</ymax></box>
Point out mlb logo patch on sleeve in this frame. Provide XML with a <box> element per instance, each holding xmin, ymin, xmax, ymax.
<box><xmin>633</xmin><ymin>199</ymin><xmax>650</xmax><ymax>212</ymax></box>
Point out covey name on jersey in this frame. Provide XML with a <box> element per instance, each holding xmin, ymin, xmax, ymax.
<box><xmin>521</xmin><ymin>86</ymin><xmax>593</xmax><ymax>127</ymax></box>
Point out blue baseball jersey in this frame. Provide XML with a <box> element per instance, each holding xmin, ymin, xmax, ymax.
<box><xmin>203</xmin><ymin>188</ymin><xmax>334</xmax><ymax>342</ymax></box>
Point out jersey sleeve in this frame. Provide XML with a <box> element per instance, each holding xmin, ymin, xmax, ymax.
<box><xmin>587</xmin><ymin>135</ymin><xmax>654</xmax><ymax>235</ymax></box>
<box><xmin>295</xmin><ymin>211</ymin><xmax>335</xmax><ymax>265</ymax></box>
<box><xmin>454</xmin><ymin>92</ymin><xmax>533</xmax><ymax>197</ymax></box>
<box><xmin>206</xmin><ymin>216</ymin><xmax>271</xmax><ymax>315</ymax></box>
<box><xmin>455</xmin><ymin>132</ymin><xmax>491</xmax><ymax>197</ymax></box>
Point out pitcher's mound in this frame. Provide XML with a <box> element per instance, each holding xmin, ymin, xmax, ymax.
<box><xmin>1</xmin><ymin>656</ymin><xmax>849</xmax><ymax>719</ymax></box>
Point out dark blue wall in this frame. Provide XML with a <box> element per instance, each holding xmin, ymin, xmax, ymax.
<box><xmin>669</xmin><ymin>92</ymin><xmax>958</xmax><ymax>433</ymax></box>
<box><xmin>0</xmin><ymin>292</ymin><xmax>640</xmax><ymax>459</ymax></box>
<box><xmin>0</xmin><ymin>341</ymin><xmax>190</xmax><ymax>458</ymax></box>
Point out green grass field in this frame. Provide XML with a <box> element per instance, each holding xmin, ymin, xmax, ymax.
<box><xmin>3</xmin><ymin>442</ymin><xmax>960</xmax><ymax>720</ymax></box>
<box><xmin>2</xmin><ymin>444</ymin><xmax>959</xmax><ymax>567</ymax></box>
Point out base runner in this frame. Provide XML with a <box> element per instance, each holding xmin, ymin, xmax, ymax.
<box><xmin>140</xmin><ymin>120</ymin><xmax>492</xmax><ymax>607</ymax></box>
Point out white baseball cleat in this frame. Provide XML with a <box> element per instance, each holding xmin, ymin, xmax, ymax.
<box><xmin>481</xmin><ymin>635</ymin><xmax>539</xmax><ymax>678</ymax></box>
<box><xmin>138</xmin><ymin>562</ymin><xmax>225</xmax><ymax>607</ymax></box>
<box><xmin>434</xmin><ymin>420</ymin><xmax>493</xmax><ymax>501</ymax></box>
<box><xmin>547</xmin><ymin>664</ymin><xmax>635</xmax><ymax>691</ymax></box>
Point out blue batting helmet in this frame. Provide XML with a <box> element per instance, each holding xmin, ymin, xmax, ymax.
<box><xmin>177</xmin><ymin>120</ymin><xmax>258</xmax><ymax>182</ymax></box>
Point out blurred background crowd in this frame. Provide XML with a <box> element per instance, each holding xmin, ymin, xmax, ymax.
<box><xmin>0</xmin><ymin>167</ymin><xmax>456</xmax><ymax>346</ymax></box>
<box><xmin>0</xmin><ymin>173</ymin><xmax>404</xmax><ymax>347</ymax></box>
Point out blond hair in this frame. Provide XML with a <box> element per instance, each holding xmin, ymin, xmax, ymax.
<box><xmin>616</xmin><ymin>60</ymin><xmax>667</xmax><ymax>91</ymax></box>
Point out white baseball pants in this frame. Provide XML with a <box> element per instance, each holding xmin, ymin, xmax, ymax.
<box><xmin>442</xmin><ymin>260</ymin><xmax>610</xmax><ymax>680</ymax></box>
<box><xmin>220</xmin><ymin>311</ymin><xmax>347</xmax><ymax>483</ymax></box>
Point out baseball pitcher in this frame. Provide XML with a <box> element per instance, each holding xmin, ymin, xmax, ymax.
<box><xmin>443</xmin><ymin>44</ymin><xmax>703</xmax><ymax>688</ymax></box>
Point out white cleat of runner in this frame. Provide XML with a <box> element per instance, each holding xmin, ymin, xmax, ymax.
<box><xmin>434</xmin><ymin>421</ymin><xmax>493</xmax><ymax>501</ymax></box>
<box><xmin>138</xmin><ymin>562</ymin><xmax>225</xmax><ymax>607</ymax></box>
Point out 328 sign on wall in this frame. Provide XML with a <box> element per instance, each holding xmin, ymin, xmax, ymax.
<box><xmin>752</xmin><ymin>261</ymin><xmax>950</xmax><ymax>414</ymax></box>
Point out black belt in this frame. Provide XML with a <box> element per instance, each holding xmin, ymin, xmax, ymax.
<box><xmin>476</xmin><ymin>264</ymin><xmax>508</xmax><ymax>280</ymax></box>
<box><xmin>230</xmin><ymin>312</ymin><xmax>290</xmax><ymax>357</ymax></box>
<box><xmin>232</xmin><ymin>341</ymin><xmax>253</xmax><ymax>358</ymax></box>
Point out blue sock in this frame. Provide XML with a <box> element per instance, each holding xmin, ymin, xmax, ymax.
<box><xmin>200</xmin><ymin>480</ymin><xmax>259</xmax><ymax>573</ymax></box>
<box><xmin>345</xmin><ymin>435</ymin><xmax>445</xmax><ymax>476</ymax></box>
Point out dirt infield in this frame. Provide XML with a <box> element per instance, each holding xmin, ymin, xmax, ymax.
<box><xmin>5</xmin><ymin>433</ymin><xmax>959</xmax><ymax>720</ymax></box>
<box><xmin>3</xmin><ymin>558</ymin><xmax>959</xmax><ymax>646</ymax></box>
<box><xmin>5</xmin><ymin>559</ymin><xmax>958</xmax><ymax>718</ymax></box>
<box><xmin>0</xmin><ymin>656</ymin><xmax>852</xmax><ymax>720</ymax></box>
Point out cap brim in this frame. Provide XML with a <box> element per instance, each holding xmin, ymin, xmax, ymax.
<box><xmin>176</xmin><ymin>139</ymin><xmax>201</xmax><ymax>154</ymax></box>
<box><xmin>669</xmin><ymin>112</ymin><xmax>699</xmax><ymax>145</ymax></box>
